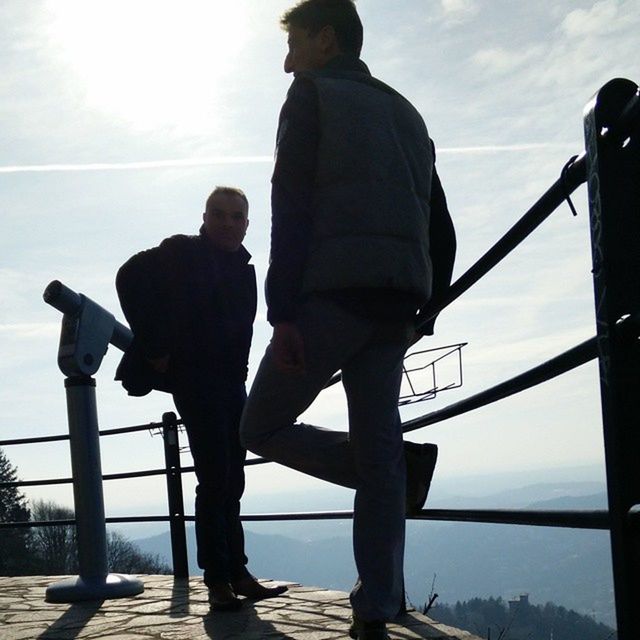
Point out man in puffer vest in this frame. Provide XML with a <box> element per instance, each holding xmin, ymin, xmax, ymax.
<box><xmin>240</xmin><ymin>2</ymin><xmax>456</xmax><ymax>638</ymax></box>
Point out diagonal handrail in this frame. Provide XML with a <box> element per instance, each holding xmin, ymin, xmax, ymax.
<box><xmin>324</xmin><ymin>152</ymin><xmax>587</xmax><ymax>390</ymax></box>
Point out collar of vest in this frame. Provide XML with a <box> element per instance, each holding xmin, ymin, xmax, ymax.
<box><xmin>322</xmin><ymin>53</ymin><xmax>371</xmax><ymax>76</ymax></box>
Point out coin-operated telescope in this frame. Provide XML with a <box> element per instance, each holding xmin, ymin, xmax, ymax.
<box><xmin>42</xmin><ymin>280</ymin><xmax>143</xmax><ymax>602</ymax></box>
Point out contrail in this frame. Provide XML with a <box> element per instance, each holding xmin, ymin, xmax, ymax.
<box><xmin>0</xmin><ymin>144</ymin><xmax>575</xmax><ymax>174</ymax></box>
<box><xmin>437</xmin><ymin>143</ymin><xmax>576</xmax><ymax>155</ymax></box>
<box><xmin>0</xmin><ymin>322</ymin><xmax>59</xmax><ymax>337</ymax></box>
<box><xmin>0</xmin><ymin>156</ymin><xmax>274</xmax><ymax>174</ymax></box>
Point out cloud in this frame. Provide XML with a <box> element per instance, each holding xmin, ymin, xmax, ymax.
<box><xmin>461</xmin><ymin>0</ymin><xmax>640</xmax><ymax>148</ymax></box>
<box><xmin>472</xmin><ymin>1</ymin><xmax>640</xmax><ymax>89</ymax></box>
<box><xmin>440</xmin><ymin>0</ymin><xmax>479</xmax><ymax>21</ymax></box>
<box><xmin>472</xmin><ymin>45</ymin><xmax>545</xmax><ymax>78</ymax></box>
<box><xmin>561</xmin><ymin>0</ymin><xmax>621</xmax><ymax>38</ymax></box>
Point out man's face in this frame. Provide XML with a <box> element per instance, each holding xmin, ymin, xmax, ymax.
<box><xmin>202</xmin><ymin>192</ymin><xmax>249</xmax><ymax>252</ymax></box>
<box><xmin>284</xmin><ymin>25</ymin><xmax>329</xmax><ymax>74</ymax></box>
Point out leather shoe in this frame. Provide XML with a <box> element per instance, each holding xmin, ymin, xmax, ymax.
<box><xmin>207</xmin><ymin>582</ymin><xmax>242</xmax><ymax>611</ymax></box>
<box><xmin>405</xmin><ymin>441</ymin><xmax>438</xmax><ymax>515</ymax></box>
<box><xmin>231</xmin><ymin>575</ymin><xmax>288</xmax><ymax>601</ymax></box>
<box><xmin>349</xmin><ymin>614</ymin><xmax>389</xmax><ymax>639</ymax></box>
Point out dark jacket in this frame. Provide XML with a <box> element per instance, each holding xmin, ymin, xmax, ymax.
<box><xmin>115</xmin><ymin>227</ymin><xmax>257</xmax><ymax>396</ymax></box>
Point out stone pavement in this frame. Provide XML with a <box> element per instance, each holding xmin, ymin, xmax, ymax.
<box><xmin>0</xmin><ymin>575</ymin><xmax>482</xmax><ymax>639</ymax></box>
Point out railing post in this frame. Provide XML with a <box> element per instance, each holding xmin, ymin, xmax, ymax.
<box><xmin>584</xmin><ymin>78</ymin><xmax>640</xmax><ymax>639</ymax></box>
<box><xmin>162</xmin><ymin>412</ymin><xmax>189</xmax><ymax>578</ymax></box>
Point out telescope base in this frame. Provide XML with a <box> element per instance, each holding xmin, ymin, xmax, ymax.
<box><xmin>45</xmin><ymin>574</ymin><xmax>144</xmax><ymax>603</ymax></box>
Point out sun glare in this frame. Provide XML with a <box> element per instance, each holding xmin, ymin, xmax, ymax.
<box><xmin>44</xmin><ymin>0</ymin><xmax>249</xmax><ymax>133</ymax></box>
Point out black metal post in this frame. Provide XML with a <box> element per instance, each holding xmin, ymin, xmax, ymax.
<box><xmin>162</xmin><ymin>411</ymin><xmax>189</xmax><ymax>578</ymax></box>
<box><xmin>584</xmin><ymin>77</ymin><xmax>640</xmax><ymax>639</ymax></box>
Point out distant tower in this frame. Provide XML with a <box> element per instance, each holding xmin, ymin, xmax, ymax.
<box><xmin>508</xmin><ymin>593</ymin><xmax>529</xmax><ymax>614</ymax></box>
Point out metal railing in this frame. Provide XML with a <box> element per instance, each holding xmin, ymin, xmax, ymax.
<box><xmin>1</xmin><ymin>77</ymin><xmax>638</xmax><ymax>638</ymax></box>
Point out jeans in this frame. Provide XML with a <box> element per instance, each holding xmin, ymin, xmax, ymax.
<box><xmin>240</xmin><ymin>295</ymin><xmax>411</xmax><ymax>620</ymax></box>
<box><xmin>173</xmin><ymin>384</ymin><xmax>250</xmax><ymax>585</ymax></box>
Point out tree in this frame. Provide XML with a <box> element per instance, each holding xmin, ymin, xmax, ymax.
<box><xmin>107</xmin><ymin>530</ymin><xmax>170</xmax><ymax>574</ymax></box>
<box><xmin>429</xmin><ymin>596</ymin><xmax>616</xmax><ymax>640</ymax></box>
<box><xmin>28</xmin><ymin>499</ymin><xmax>170</xmax><ymax>575</ymax></box>
<box><xmin>0</xmin><ymin>447</ymin><xmax>31</xmax><ymax>575</ymax></box>
<box><xmin>29</xmin><ymin>500</ymin><xmax>78</xmax><ymax>574</ymax></box>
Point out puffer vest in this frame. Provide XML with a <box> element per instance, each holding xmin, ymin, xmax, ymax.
<box><xmin>300</xmin><ymin>68</ymin><xmax>434</xmax><ymax>304</ymax></box>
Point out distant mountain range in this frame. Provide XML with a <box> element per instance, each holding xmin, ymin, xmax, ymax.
<box><xmin>130</xmin><ymin>475</ymin><xmax>616</xmax><ymax>628</ymax></box>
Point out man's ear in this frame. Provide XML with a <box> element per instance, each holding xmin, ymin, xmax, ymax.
<box><xmin>202</xmin><ymin>211</ymin><xmax>207</xmax><ymax>223</ymax></box>
<box><xmin>319</xmin><ymin>24</ymin><xmax>338</xmax><ymax>53</ymax></box>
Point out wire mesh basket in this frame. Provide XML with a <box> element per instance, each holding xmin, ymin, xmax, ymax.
<box><xmin>399</xmin><ymin>342</ymin><xmax>466</xmax><ymax>405</ymax></box>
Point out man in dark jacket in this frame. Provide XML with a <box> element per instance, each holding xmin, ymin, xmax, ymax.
<box><xmin>115</xmin><ymin>186</ymin><xmax>286</xmax><ymax>610</ymax></box>
<box><xmin>240</xmin><ymin>2</ymin><xmax>456</xmax><ymax>638</ymax></box>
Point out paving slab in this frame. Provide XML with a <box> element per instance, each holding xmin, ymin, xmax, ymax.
<box><xmin>0</xmin><ymin>575</ymin><xmax>482</xmax><ymax>639</ymax></box>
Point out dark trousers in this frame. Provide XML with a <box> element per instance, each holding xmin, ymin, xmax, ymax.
<box><xmin>173</xmin><ymin>383</ymin><xmax>250</xmax><ymax>585</ymax></box>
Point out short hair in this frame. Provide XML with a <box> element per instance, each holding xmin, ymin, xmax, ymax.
<box><xmin>281</xmin><ymin>0</ymin><xmax>363</xmax><ymax>57</ymax></box>
<box><xmin>206</xmin><ymin>186</ymin><xmax>249</xmax><ymax>212</ymax></box>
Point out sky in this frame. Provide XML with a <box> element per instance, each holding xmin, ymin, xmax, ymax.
<box><xmin>1</xmin><ymin>0</ymin><xmax>639</xmax><ymax>522</ymax></box>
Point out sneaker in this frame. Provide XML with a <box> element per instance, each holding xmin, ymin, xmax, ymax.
<box><xmin>404</xmin><ymin>441</ymin><xmax>438</xmax><ymax>515</ymax></box>
<box><xmin>207</xmin><ymin>582</ymin><xmax>242</xmax><ymax>611</ymax></box>
<box><xmin>349</xmin><ymin>614</ymin><xmax>389</xmax><ymax>639</ymax></box>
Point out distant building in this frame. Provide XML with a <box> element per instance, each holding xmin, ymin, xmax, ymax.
<box><xmin>508</xmin><ymin>593</ymin><xmax>530</xmax><ymax>614</ymax></box>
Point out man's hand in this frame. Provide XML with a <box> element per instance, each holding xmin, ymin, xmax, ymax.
<box><xmin>271</xmin><ymin>322</ymin><xmax>305</xmax><ymax>374</ymax></box>
<box><xmin>147</xmin><ymin>354</ymin><xmax>170</xmax><ymax>373</ymax></box>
